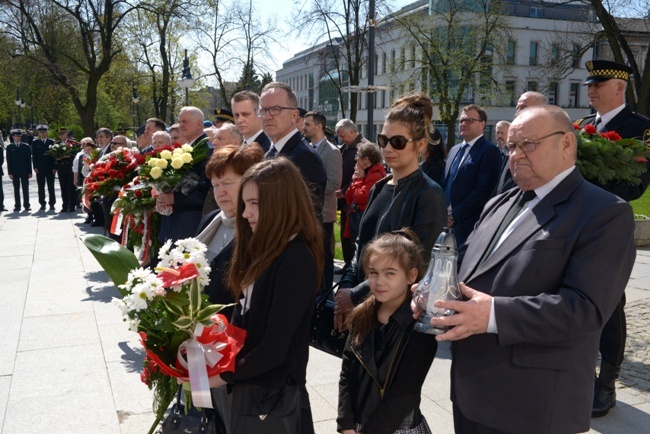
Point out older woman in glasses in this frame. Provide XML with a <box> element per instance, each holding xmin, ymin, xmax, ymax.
<box><xmin>334</xmin><ymin>92</ymin><xmax>447</xmax><ymax>331</ymax></box>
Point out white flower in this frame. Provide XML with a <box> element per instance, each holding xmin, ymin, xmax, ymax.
<box><xmin>128</xmin><ymin>317</ymin><xmax>140</xmax><ymax>332</ymax></box>
<box><xmin>113</xmin><ymin>297</ymin><xmax>129</xmax><ymax>316</ymax></box>
<box><xmin>176</xmin><ymin>238</ymin><xmax>207</xmax><ymax>254</ymax></box>
<box><xmin>148</xmin><ymin>158</ymin><xmax>159</xmax><ymax>167</ymax></box>
<box><xmin>160</xmin><ymin>150</ymin><xmax>173</xmax><ymax>160</ymax></box>
<box><xmin>126</xmin><ymin>292</ymin><xmax>148</xmax><ymax>312</ymax></box>
<box><xmin>181</xmin><ymin>153</ymin><xmax>193</xmax><ymax>164</ymax></box>
<box><xmin>171</xmin><ymin>158</ymin><xmax>184</xmax><ymax>169</ymax></box>
<box><xmin>181</xmin><ymin>144</ymin><xmax>193</xmax><ymax>152</ymax></box>
<box><xmin>150</xmin><ymin>166</ymin><xmax>163</xmax><ymax>179</ymax></box>
<box><xmin>158</xmin><ymin>239</ymin><xmax>173</xmax><ymax>259</ymax></box>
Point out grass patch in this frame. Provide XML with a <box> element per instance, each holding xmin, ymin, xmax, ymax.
<box><xmin>334</xmin><ymin>221</ymin><xmax>343</xmax><ymax>260</ymax></box>
<box><xmin>631</xmin><ymin>187</ymin><xmax>650</xmax><ymax>218</ymax></box>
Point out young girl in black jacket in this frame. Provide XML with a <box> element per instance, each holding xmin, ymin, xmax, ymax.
<box><xmin>338</xmin><ymin>230</ymin><xmax>438</xmax><ymax>434</ymax></box>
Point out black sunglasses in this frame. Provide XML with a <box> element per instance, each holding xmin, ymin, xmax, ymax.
<box><xmin>377</xmin><ymin>134</ymin><xmax>420</xmax><ymax>150</ymax></box>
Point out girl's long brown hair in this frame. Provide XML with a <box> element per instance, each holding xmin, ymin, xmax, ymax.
<box><xmin>346</xmin><ymin>229</ymin><xmax>424</xmax><ymax>346</ymax></box>
<box><xmin>228</xmin><ymin>157</ymin><xmax>324</xmax><ymax>297</ymax></box>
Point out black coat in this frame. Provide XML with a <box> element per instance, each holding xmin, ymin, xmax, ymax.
<box><xmin>31</xmin><ymin>138</ymin><xmax>56</xmax><ymax>173</ymax></box>
<box><xmin>0</xmin><ymin>145</ymin><xmax>4</xmax><ymax>176</ymax></box>
<box><xmin>341</xmin><ymin>169</ymin><xmax>446</xmax><ymax>304</ymax></box>
<box><xmin>6</xmin><ymin>142</ymin><xmax>32</xmax><ymax>177</ymax></box>
<box><xmin>265</xmin><ymin>130</ymin><xmax>327</xmax><ymax>219</ymax></box>
<box><xmin>337</xmin><ymin>299</ymin><xmax>437</xmax><ymax>433</ymax></box>
<box><xmin>253</xmin><ymin>131</ymin><xmax>271</xmax><ymax>153</ymax></box>
<box><xmin>577</xmin><ymin>106</ymin><xmax>650</xmax><ymax>201</ymax></box>
<box><xmin>220</xmin><ymin>236</ymin><xmax>317</xmax><ymax>390</ymax></box>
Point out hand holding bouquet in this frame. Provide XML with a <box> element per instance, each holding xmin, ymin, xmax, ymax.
<box><xmin>45</xmin><ymin>141</ymin><xmax>80</xmax><ymax>160</ymax></box>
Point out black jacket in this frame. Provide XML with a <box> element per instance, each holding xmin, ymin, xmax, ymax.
<box><xmin>221</xmin><ymin>236</ymin><xmax>317</xmax><ymax>390</ymax></box>
<box><xmin>340</xmin><ymin>169</ymin><xmax>446</xmax><ymax>304</ymax></box>
<box><xmin>337</xmin><ymin>299</ymin><xmax>437</xmax><ymax>433</ymax></box>
<box><xmin>31</xmin><ymin>138</ymin><xmax>56</xmax><ymax>173</ymax></box>
<box><xmin>6</xmin><ymin>142</ymin><xmax>32</xmax><ymax>177</ymax></box>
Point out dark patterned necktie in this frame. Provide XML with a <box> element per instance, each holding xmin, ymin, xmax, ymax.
<box><xmin>267</xmin><ymin>146</ymin><xmax>278</xmax><ymax>159</ymax></box>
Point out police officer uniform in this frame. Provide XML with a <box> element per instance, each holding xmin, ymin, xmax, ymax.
<box><xmin>31</xmin><ymin>125</ymin><xmax>57</xmax><ymax>210</ymax></box>
<box><xmin>0</xmin><ymin>141</ymin><xmax>6</xmax><ymax>212</ymax></box>
<box><xmin>213</xmin><ymin>108</ymin><xmax>234</xmax><ymax>127</ymax></box>
<box><xmin>54</xmin><ymin>127</ymin><xmax>78</xmax><ymax>213</ymax></box>
<box><xmin>6</xmin><ymin>129</ymin><xmax>33</xmax><ymax>211</ymax></box>
<box><xmin>575</xmin><ymin>59</ymin><xmax>650</xmax><ymax>418</ymax></box>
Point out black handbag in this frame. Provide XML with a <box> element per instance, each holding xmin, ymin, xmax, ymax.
<box><xmin>158</xmin><ymin>386</ymin><xmax>227</xmax><ymax>434</ymax></box>
<box><xmin>309</xmin><ymin>282</ymin><xmax>349</xmax><ymax>358</ymax></box>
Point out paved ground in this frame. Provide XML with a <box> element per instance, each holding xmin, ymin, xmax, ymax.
<box><xmin>1</xmin><ymin>171</ymin><xmax>649</xmax><ymax>433</ymax></box>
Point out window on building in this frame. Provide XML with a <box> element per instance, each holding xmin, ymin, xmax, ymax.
<box><xmin>548</xmin><ymin>82</ymin><xmax>558</xmax><ymax>105</ymax></box>
<box><xmin>506</xmin><ymin>39</ymin><xmax>516</xmax><ymax>65</ymax></box>
<box><xmin>527</xmin><ymin>81</ymin><xmax>538</xmax><ymax>92</ymax></box>
<box><xmin>382</xmin><ymin>52</ymin><xmax>387</xmax><ymax>75</ymax></box>
<box><xmin>569</xmin><ymin>82</ymin><xmax>580</xmax><ymax>107</ymax></box>
<box><xmin>505</xmin><ymin>80</ymin><xmax>516</xmax><ymax>106</ymax></box>
<box><xmin>551</xmin><ymin>44</ymin><xmax>560</xmax><ymax>65</ymax></box>
<box><xmin>391</xmin><ymin>50</ymin><xmax>396</xmax><ymax>72</ymax></box>
<box><xmin>529</xmin><ymin>41</ymin><xmax>538</xmax><ymax>66</ymax></box>
<box><xmin>411</xmin><ymin>45</ymin><xmax>416</xmax><ymax>68</ymax></box>
<box><xmin>530</xmin><ymin>6</ymin><xmax>544</xmax><ymax>18</ymax></box>
<box><xmin>382</xmin><ymin>90</ymin><xmax>386</xmax><ymax>108</ymax></box>
<box><xmin>571</xmin><ymin>44</ymin><xmax>581</xmax><ymax>68</ymax></box>
<box><xmin>400</xmin><ymin>46</ymin><xmax>406</xmax><ymax>70</ymax></box>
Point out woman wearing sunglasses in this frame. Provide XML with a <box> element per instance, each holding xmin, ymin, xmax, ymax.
<box><xmin>334</xmin><ymin>92</ymin><xmax>447</xmax><ymax>332</ymax></box>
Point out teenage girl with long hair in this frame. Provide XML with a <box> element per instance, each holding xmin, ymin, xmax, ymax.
<box><xmin>209</xmin><ymin>157</ymin><xmax>324</xmax><ymax>434</ymax></box>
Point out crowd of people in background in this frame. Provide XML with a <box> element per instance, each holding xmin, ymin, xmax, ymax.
<box><xmin>1</xmin><ymin>58</ymin><xmax>649</xmax><ymax>434</ymax></box>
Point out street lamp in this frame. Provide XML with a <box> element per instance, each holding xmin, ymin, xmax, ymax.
<box><xmin>132</xmin><ymin>84</ymin><xmax>139</xmax><ymax>127</ymax></box>
<box><xmin>15</xmin><ymin>87</ymin><xmax>22</xmax><ymax>128</ymax></box>
<box><xmin>178</xmin><ymin>49</ymin><xmax>195</xmax><ymax>106</ymax></box>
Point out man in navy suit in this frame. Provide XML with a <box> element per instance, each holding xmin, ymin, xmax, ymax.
<box><xmin>259</xmin><ymin>82</ymin><xmax>326</xmax><ymax>218</ymax></box>
<box><xmin>427</xmin><ymin>105</ymin><xmax>635</xmax><ymax>434</ymax></box>
<box><xmin>443</xmin><ymin>104</ymin><xmax>501</xmax><ymax>250</ymax></box>
<box><xmin>31</xmin><ymin>125</ymin><xmax>57</xmax><ymax>211</ymax></box>
<box><xmin>231</xmin><ymin>90</ymin><xmax>271</xmax><ymax>152</ymax></box>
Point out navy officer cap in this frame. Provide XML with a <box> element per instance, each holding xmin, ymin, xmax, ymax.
<box><xmin>584</xmin><ymin>59</ymin><xmax>633</xmax><ymax>85</ymax></box>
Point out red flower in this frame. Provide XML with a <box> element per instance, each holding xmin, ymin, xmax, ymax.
<box><xmin>635</xmin><ymin>156</ymin><xmax>647</xmax><ymax>163</ymax></box>
<box><xmin>601</xmin><ymin>131</ymin><xmax>622</xmax><ymax>141</ymax></box>
<box><xmin>584</xmin><ymin>124</ymin><xmax>597</xmax><ymax>135</ymax></box>
<box><xmin>157</xmin><ymin>263</ymin><xmax>200</xmax><ymax>288</ymax></box>
<box><xmin>573</xmin><ymin>123</ymin><xmax>581</xmax><ymax>130</ymax></box>
<box><xmin>134</xmin><ymin>190</ymin><xmax>143</xmax><ymax>198</ymax></box>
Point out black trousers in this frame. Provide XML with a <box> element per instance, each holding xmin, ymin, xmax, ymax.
<box><xmin>453</xmin><ymin>403</ymin><xmax>514</xmax><ymax>434</ymax></box>
<box><xmin>599</xmin><ymin>292</ymin><xmax>627</xmax><ymax>366</ymax></box>
<box><xmin>58</xmin><ymin>170</ymin><xmax>76</xmax><ymax>211</ymax></box>
<box><xmin>12</xmin><ymin>175</ymin><xmax>30</xmax><ymax>209</ymax></box>
<box><xmin>36</xmin><ymin>170</ymin><xmax>56</xmax><ymax>206</ymax></box>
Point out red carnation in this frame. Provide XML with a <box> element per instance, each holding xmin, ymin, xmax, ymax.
<box><xmin>635</xmin><ymin>156</ymin><xmax>647</xmax><ymax>163</ymax></box>
<box><xmin>573</xmin><ymin>123</ymin><xmax>581</xmax><ymax>130</ymax></box>
<box><xmin>584</xmin><ymin>124</ymin><xmax>597</xmax><ymax>135</ymax></box>
<box><xmin>601</xmin><ymin>131</ymin><xmax>622</xmax><ymax>141</ymax></box>
<box><xmin>134</xmin><ymin>190</ymin><xmax>143</xmax><ymax>198</ymax></box>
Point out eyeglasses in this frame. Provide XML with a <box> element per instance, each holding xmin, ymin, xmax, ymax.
<box><xmin>377</xmin><ymin>134</ymin><xmax>421</xmax><ymax>150</ymax></box>
<box><xmin>459</xmin><ymin>118</ymin><xmax>482</xmax><ymax>125</ymax></box>
<box><xmin>506</xmin><ymin>131</ymin><xmax>567</xmax><ymax>154</ymax></box>
<box><xmin>110</xmin><ymin>141</ymin><xmax>126</xmax><ymax>146</ymax></box>
<box><xmin>255</xmin><ymin>106</ymin><xmax>296</xmax><ymax>118</ymax></box>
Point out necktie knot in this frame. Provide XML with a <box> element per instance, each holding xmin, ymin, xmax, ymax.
<box><xmin>521</xmin><ymin>190</ymin><xmax>536</xmax><ymax>202</ymax></box>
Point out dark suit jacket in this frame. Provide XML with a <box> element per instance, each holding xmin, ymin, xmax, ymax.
<box><xmin>31</xmin><ymin>138</ymin><xmax>56</xmax><ymax>173</ymax></box>
<box><xmin>159</xmin><ymin>134</ymin><xmax>213</xmax><ymax>242</ymax></box>
<box><xmin>266</xmin><ymin>130</ymin><xmax>327</xmax><ymax>218</ymax></box>
<box><xmin>6</xmin><ymin>142</ymin><xmax>32</xmax><ymax>176</ymax></box>
<box><xmin>443</xmin><ymin>136</ymin><xmax>501</xmax><ymax>248</ymax></box>
<box><xmin>578</xmin><ymin>106</ymin><xmax>650</xmax><ymax>201</ymax></box>
<box><xmin>453</xmin><ymin>168</ymin><xmax>635</xmax><ymax>434</ymax></box>
<box><xmin>0</xmin><ymin>145</ymin><xmax>4</xmax><ymax>176</ymax></box>
<box><xmin>251</xmin><ymin>130</ymin><xmax>271</xmax><ymax>153</ymax></box>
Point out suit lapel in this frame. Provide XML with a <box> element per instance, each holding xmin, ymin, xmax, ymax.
<box><xmin>603</xmin><ymin>106</ymin><xmax>630</xmax><ymax>134</ymax></box>
<box><xmin>278</xmin><ymin>131</ymin><xmax>301</xmax><ymax>156</ymax></box>
<box><xmin>464</xmin><ymin>168</ymin><xmax>583</xmax><ymax>283</ymax></box>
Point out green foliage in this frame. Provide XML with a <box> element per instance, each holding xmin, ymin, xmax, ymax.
<box><xmin>80</xmin><ymin>234</ymin><xmax>140</xmax><ymax>294</ymax></box>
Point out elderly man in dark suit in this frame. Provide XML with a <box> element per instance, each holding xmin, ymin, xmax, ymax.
<box><xmin>574</xmin><ymin>59</ymin><xmax>650</xmax><ymax>417</ymax></box>
<box><xmin>31</xmin><ymin>124</ymin><xmax>57</xmax><ymax>211</ymax></box>
<box><xmin>443</xmin><ymin>104</ymin><xmax>501</xmax><ymax>250</ymax></box>
<box><xmin>425</xmin><ymin>105</ymin><xmax>635</xmax><ymax>434</ymax></box>
<box><xmin>259</xmin><ymin>82</ymin><xmax>326</xmax><ymax>217</ymax></box>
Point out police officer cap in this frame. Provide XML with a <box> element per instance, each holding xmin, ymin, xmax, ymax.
<box><xmin>10</xmin><ymin>128</ymin><xmax>23</xmax><ymax>135</ymax></box>
<box><xmin>36</xmin><ymin>124</ymin><xmax>49</xmax><ymax>132</ymax></box>
<box><xmin>135</xmin><ymin>125</ymin><xmax>145</xmax><ymax>137</ymax></box>
<box><xmin>214</xmin><ymin>108</ymin><xmax>234</xmax><ymax>122</ymax></box>
<box><xmin>297</xmin><ymin>108</ymin><xmax>308</xmax><ymax>118</ymax></box>
<box><xmin>584</xmin><ymin>59</ymin><xmax>633</xmax><ymax>84</ymax></box>
<box><xmin>56</xmin><ymin>127</ymin><xmax>69</xmax><ymax>135</ymax></box>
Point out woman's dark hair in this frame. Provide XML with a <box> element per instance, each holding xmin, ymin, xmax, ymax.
<box><xmin>205</xmin><ymin>144</ymin><xmax>264</xmax><ymax>179</ymax></box>
<box><xmin>355</xmin><ymin>142</ymin><xmax>383</xmax><ymax>166</ymax></box>
<box><xmin>385</xmin><ymin>92</ymin><xmax>434</xmax><ymax>144</ymax></box>
<box><xmin>228</xmin><ymin>158</ymin><xmax>324</xmax><ymax>296</ymax></box>
<box><xmin>346</xmin><ymin>228</ymin><xmax>424</xmax><ymax>346</ymax></box>
<box><xmin>424</xmin><ymin>127</ymin><xmax>446</xmax><ymax>162</ymax></box>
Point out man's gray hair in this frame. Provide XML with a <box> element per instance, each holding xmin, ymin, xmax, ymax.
<box><xmin>335</xmin><ymin>118</ymin><xmax>357</xmax><ymax>133</ymax></box>
<box><xmin>152</xmin><ymin>130</ymin><xmax>171</xmax><ymax>143</ymax></box>
<box><xmin>496</xmin><ymin>120</ymin><xmax>511</xmax><ymax>129</ymax></box>
<box><xmin>220</xmin><ymin>123</ymin><xmax>244</xmax><ymax>144</ymax></box>
<box><xmin>179</xmin><ymin>106</ymin><xmax>204</xmax><ymax>121</ymax></box>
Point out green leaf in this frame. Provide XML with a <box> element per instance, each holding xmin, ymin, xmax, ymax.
<box><xmin>162</xmin><ymin>296</ymin><xmax>185</xmax><ymax>316</ymax></box>
<box><xmin>196</xmin><ymin>303</ymin><xmax>232</xmax><ymax>323</ymax></box>
<box><xmin>80</xmin><ymin>234</ymin><xmax>140</xmax><ymax>296</ymax></box>
<box><xmin>172</xmin><ymin>316</ymin><xmax>193</xmax><ymax>330</ymax></box>
<box><xmin>189</xmin><ymin>279</ymin><xmax>201</xmax><ymax>315</ymax></box>
<box><xmin>165</xmin><ymin>290</ymin><xmax>190</xmax><ymax>306</ymax></box>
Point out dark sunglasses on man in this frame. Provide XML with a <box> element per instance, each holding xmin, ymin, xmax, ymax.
<box><xmin>377</xmin><ymin>134</ymin><xmax>420</xmax><ymax>150</ymax></box>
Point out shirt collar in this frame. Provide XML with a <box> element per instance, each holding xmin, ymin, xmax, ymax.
<box><xmin>533</xmin><ymin>165</ymin><xmax>576</xmax><ymax>201</ymax></box>
<box><xmin>272</xmin><ymin>128</ymin><xmax>299</xmax><ymax>153</ymax></box>
<box><xmin>464</xmin><ymin>134</ymin><xmax>483</xmax><ymax>147</ymax></box>
<box><xmin>598</xmin><ymin>103</ymin><xmax>626</xmax><ymax>126</ymax></box>
<box><xmin>246</xmin><ymin>129</ymin><xmax>263</xmax><ymax>144</ymax></box>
